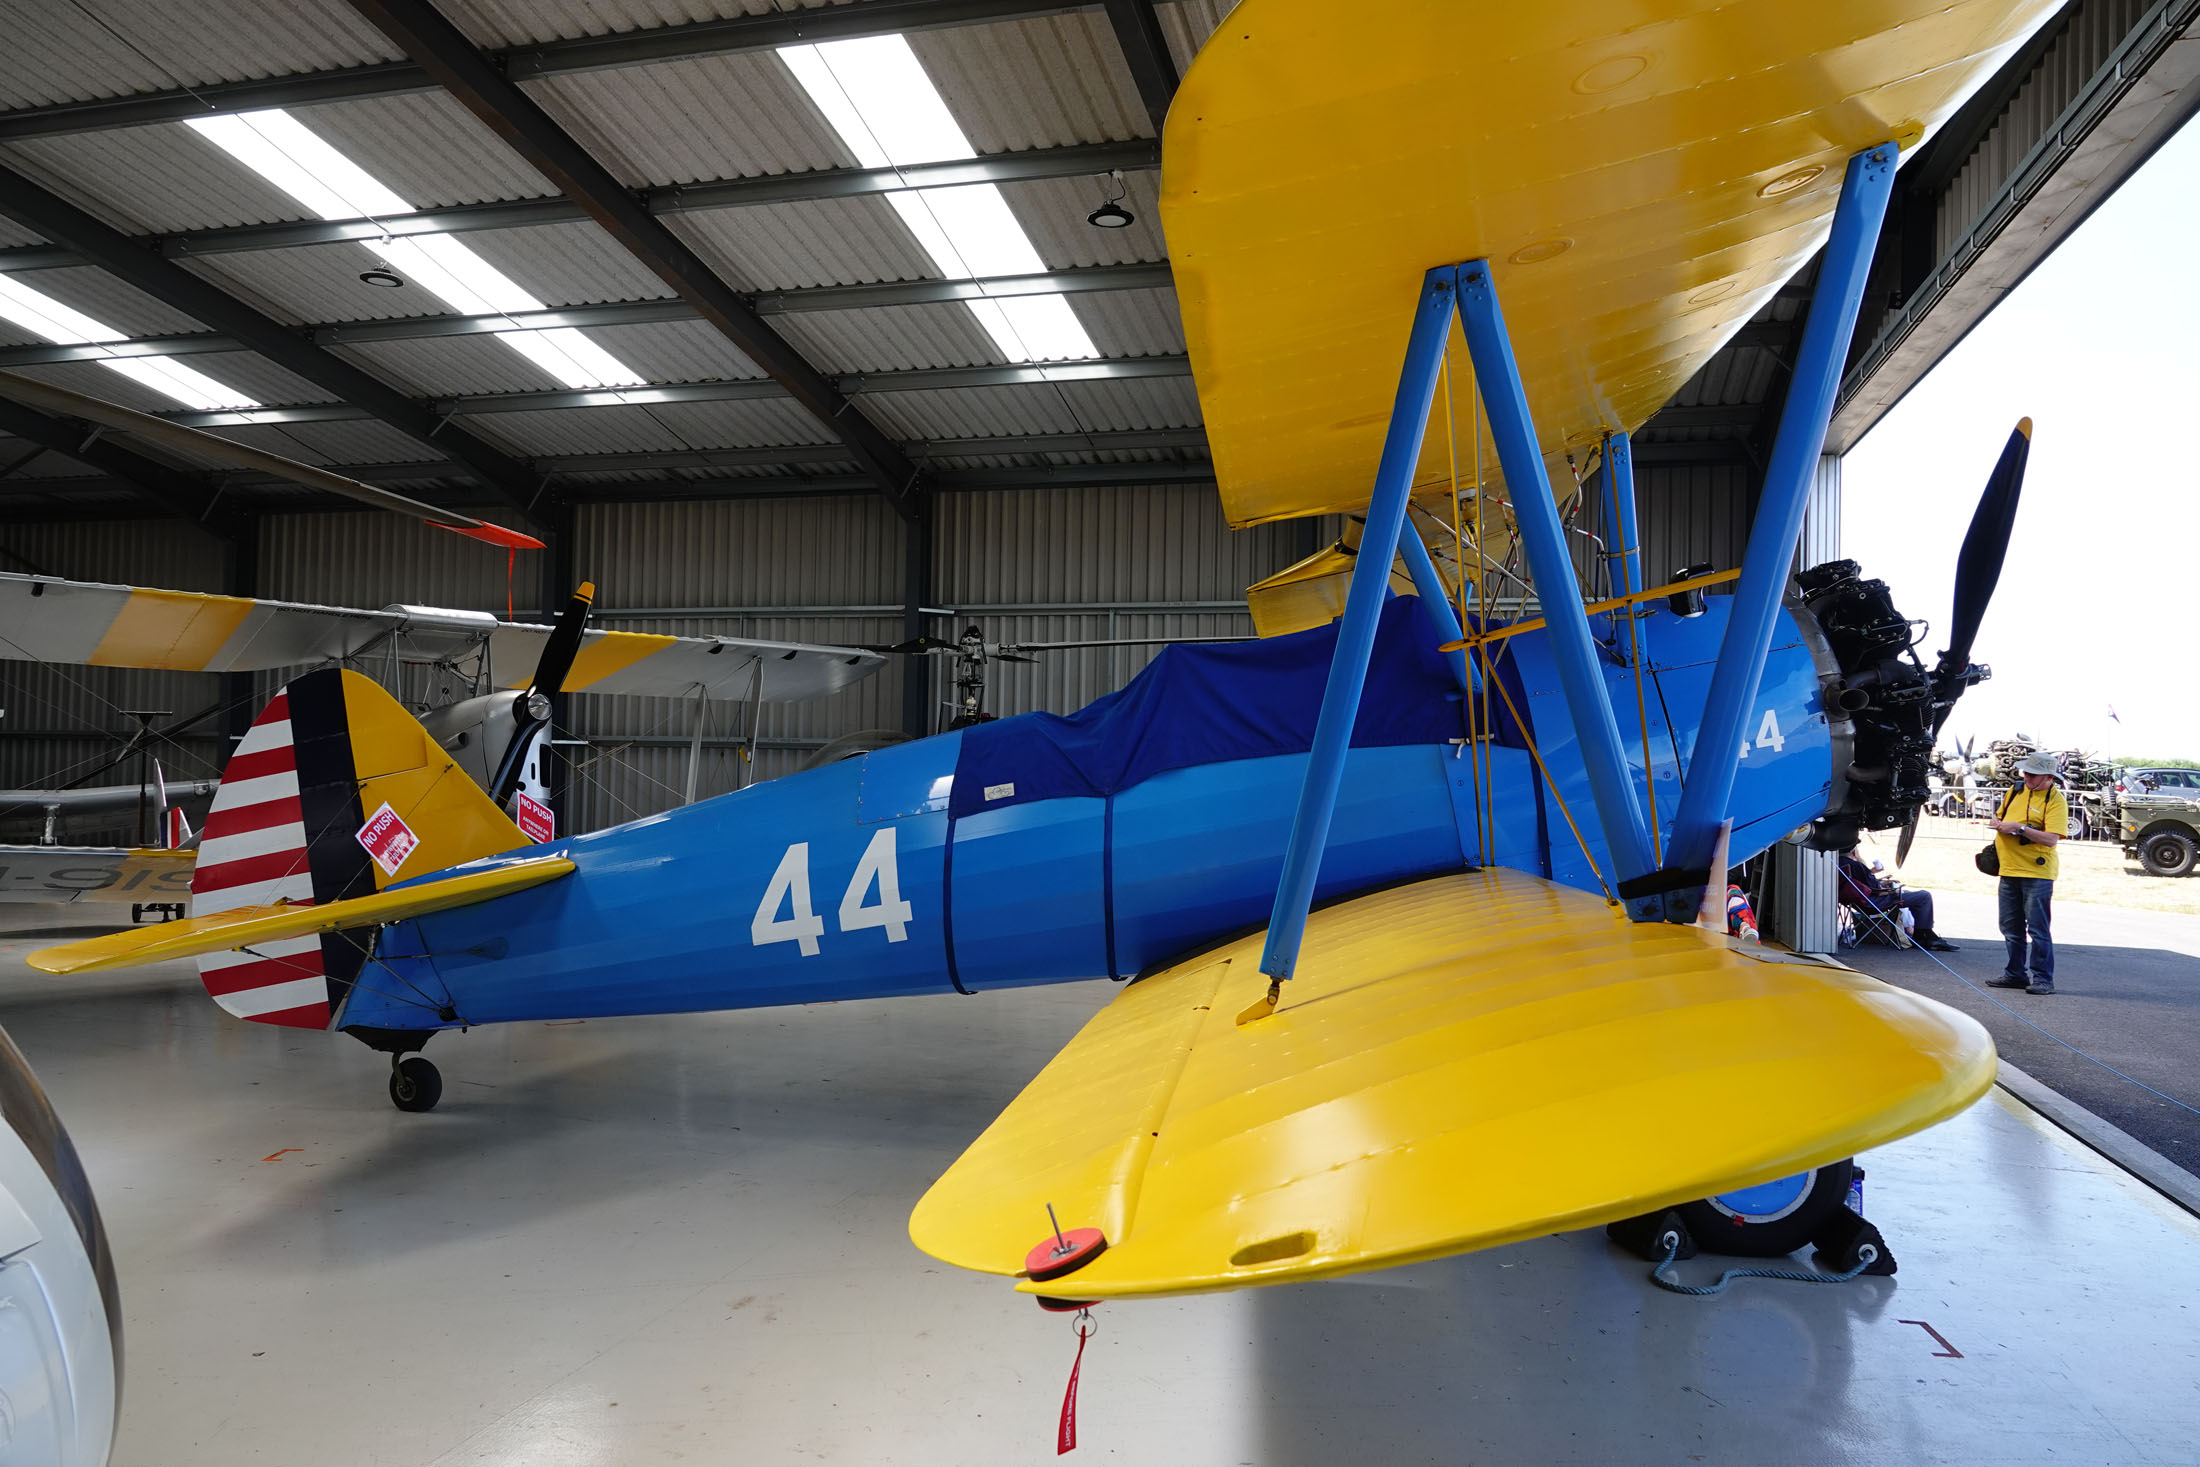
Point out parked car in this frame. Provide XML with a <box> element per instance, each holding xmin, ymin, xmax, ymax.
<box><xmin>2118</xmin><ymin>768</ymin><xmax>2200</xmax><ymax>877</ymax></box>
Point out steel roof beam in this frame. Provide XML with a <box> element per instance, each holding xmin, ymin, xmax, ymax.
<box><xmin>1099</xmin><ymin>0</ymin><xmax>1178</xmax><ymax>134</ymax></box>
<box><xmin>0</xmin><ymin>140</ymin><xmax>1160</xmax><ymax>273</ymax></box>
<box><xmin>347</xmin><ymin>0</ymin><xmax>960</xmax><ymax>515</ymax></box>
<box><xmin>0</xmin><ymin>396</ymin><xmax>246</xmax><ymax>539</ymax></box>
<box><xmin>0</xmin><ymin>0</ymin><xmax>1087</xmax><ymax>142</ymax></box>
<box><xmin>0</xmin><ymin>461</ymin><xmax>1217</xmax><ymax>517</ymax></box>
<box><xmin>0</xmin><ymin>427</ymin><xmax>1210</xmax><ymax>493</ymax></box>
<box><xmin>153</xmin><ymin>353</ymin><xmax>1192</xmax><ymax>426</ymax></box>
<box><xmin>0</xmin><ymin>264</ymin><xmax>1177</xmax><ymax>367</ymax></box>
<box><xmin>0</xmin><ymin>161</ymin><xmax>548</xmax><ymax>528</ymax></box>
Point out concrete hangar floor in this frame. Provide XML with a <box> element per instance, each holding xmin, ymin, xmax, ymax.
<box><xmin>5</xmin><ymin>909</ymin><xmax>2197</xmax><ymax>1467</ymax></box>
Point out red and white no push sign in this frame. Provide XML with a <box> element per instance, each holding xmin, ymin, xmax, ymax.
<box><xmin>355</xmin><ymin>801</ymin><xmax>420</xmax><ymax>877</ymax></box>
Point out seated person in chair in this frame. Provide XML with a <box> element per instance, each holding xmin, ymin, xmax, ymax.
<box><xmin>1838</xmin><ymin>846</ymin><xmax>1957</xmax><ymax>952</ymax></box>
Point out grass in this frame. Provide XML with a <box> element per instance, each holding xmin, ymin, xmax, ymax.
<box><xmin>1856</xmin><ymin>813</ymin><xmax>2200</xmax><ymax>917</ymax></box>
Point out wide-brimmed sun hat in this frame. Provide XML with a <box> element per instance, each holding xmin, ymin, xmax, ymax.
<box><xmin>2017</xmin><ymin>751</ymin><xmax>2059</xmax><ymax>777</ymax></box>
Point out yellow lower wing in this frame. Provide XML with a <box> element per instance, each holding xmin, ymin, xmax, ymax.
<box><xmin>27</xmin><ymin>856</ymin><xmax>574</xmax><ymax>975</ymax></box>
<box><xmin>910</xmin><ymin>870</ymin><xmax>1993</xmax><ymax>1298</ymax></box>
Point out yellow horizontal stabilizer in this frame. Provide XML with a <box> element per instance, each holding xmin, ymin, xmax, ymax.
<box><xmin>26</xmin><ymin>856</ymin><xmax>575</xmax><ymax>975</ymax></box>
<box><xmin>1166</xmin><ymin>0</ymin><xmax>2054</xmax><ymax>527</ymax></box>
<box><xmin>909</xmin><ymin>870</ymin><xmax>1994</xmax><ymax>1298</ymax></box>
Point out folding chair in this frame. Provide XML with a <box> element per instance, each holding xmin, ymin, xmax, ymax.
<box><xmin>1836</xmin><ymin>865</ymin><xmax>1911</xmax><ymax>949</ymax></box>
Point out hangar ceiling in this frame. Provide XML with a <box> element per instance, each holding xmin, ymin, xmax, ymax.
<box><xmin>0</xmin><ymin>0</ymin><xmax>2188</xmax><ymax>545</ymax></box>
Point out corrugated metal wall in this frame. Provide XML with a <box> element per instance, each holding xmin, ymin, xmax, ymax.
<box><xmin>1637</xmin><ymin>464</ymin><xmax>1751</xmax><ymax>585</ymax></box>
<box><xmin>1936</xmin><ymin>0</ymin><xmax>2156</xmax><ymax>259</ymax></box>
<box><xmin>7</xmin><ymin>473</ymin><xmax>1753</xmax><ymax>841</ymax></box>
<box><xmin>557</xmin><ymin>486</ymin><xmax>1317</xmax><ymax>829</ymax></box>
<box><xmin>0</xmin><ymin>521</ymin><xmax>232</xmax><ymax>844</ymax></box>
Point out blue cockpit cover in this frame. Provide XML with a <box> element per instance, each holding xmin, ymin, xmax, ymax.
<box><xmin>949</xmin><ymin>595</ymin><xmax>1470</xmax><ymax>818</ymax></box>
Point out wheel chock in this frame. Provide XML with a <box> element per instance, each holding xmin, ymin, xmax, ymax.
<box><xmin>1606</xmin><ymin>1208</ymin><xmax>1696</xmax><ymax>1263</ymax></box>
<box><xmin>1811</xmin><ymin>1206</ymin><xmax>1896</xmax><ymax>1276</ymax></box>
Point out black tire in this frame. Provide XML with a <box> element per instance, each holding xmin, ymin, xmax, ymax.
<box><xmin>2139</xmin><ymin>830</ymin><xmax>2198</xmax><ymax>879</ymax></box>
<box><xmin>389</xmin><ymin>1056</ymin><xmax>442</xmax><ymax>1112</ymax></box>
<box><xmin>1675</xmin><ymin>1159</ymin><xmax>1854</xmax><ymax>1258</ymax></box>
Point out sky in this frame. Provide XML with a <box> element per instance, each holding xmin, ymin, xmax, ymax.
<box><xmin>1843</xmin><ymin>113</ymin><xmax>2200</xmax><ymax>762</ymax></box>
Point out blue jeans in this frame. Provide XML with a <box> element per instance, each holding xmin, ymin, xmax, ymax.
<box><xmin>1999</xmin><ymin>877</ymin><xmax>2054</xmax><ymax>982</ymax></box>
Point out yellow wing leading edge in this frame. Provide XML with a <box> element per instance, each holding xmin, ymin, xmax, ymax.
<box><xmin>910</xmin><ymin>870</ymin><xmax>1995</xmax><ymax>1298</ymax></box>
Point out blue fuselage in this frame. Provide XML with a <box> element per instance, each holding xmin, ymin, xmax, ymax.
<box><xmin>343</xmin><ymin>599</ymin><xmax>1839</xmax><ymax>1034</ymax></box>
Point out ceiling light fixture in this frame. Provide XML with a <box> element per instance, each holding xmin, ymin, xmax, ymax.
<box><xmin>0</xmin><ymin>274</ymin><xmax>260</xmax><ymax>412</ymax></box>
<box><xmin>1086</xmin><ymin>171</ymin><xmax>1135</xmax><ymax>229</ymax></box>
<box><xmin>779</xmin><ymin>36</ymin><xmax>1099</xmax><ymax>364</ymax></box>
<box><xmin>190</xmin><ymin>110</ymin><xmax>648</xmax><ymax>392</ymax></box>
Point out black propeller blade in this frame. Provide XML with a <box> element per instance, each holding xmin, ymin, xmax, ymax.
<box><xmin>489</xmin><ymin>581</ymin><xmax>596</xmax><ymax>808</ymax></box>
<box><xmin>1931</xmin><ymin>418</ymin><xmax>2030</xmax><ymax>730</ymax></box>
<box><xmin>1896</xmin><ymin>419</ymin><xmax>2031</xmax><ymax>867</ymax></box>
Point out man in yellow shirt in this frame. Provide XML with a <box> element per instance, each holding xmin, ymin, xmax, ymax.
<box><xmin>1985</xmin><ymin>751</ymin><xmax>2067</xmax><ymax>995</ymax></box>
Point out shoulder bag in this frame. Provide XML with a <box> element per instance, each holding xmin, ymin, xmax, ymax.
<box><xmin>1974</xmin><ymin>788</ymin><xmax>2016</xmax><ymax>876</ymax></box>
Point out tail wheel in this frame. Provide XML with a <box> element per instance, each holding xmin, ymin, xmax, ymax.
<box><xmin>2139</xmin><ymin>830</ymin><xmax>2198</xmax><ymax>879</ymax></box>
<box><xmin>1674</xmin><ymin>1159</ymin><xmax>1854</xmax><ymax>1258</ymax></box>
<box><xmin>390</xmin><ymin>1056</ymin><xmax>443</xmax><ymax>1112</ymax></box>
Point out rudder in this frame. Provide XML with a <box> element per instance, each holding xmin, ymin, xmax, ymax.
<box><xmin>191</xmin><ymin>669</ymin><xmax>529</xmax><ymax>1028</ymax></box>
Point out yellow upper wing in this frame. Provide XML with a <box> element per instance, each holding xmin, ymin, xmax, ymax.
<box><xmin>910</xmin><ymin>869</ymin><xmax>1994</xmax><ymax>1298</ymax></box>
<box><xmin>1165</xmin><ymin>0</ymin><xmax>2056</xmax><ymax>527</ymax></box>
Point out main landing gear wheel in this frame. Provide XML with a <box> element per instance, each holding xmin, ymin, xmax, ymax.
<box><xmin>389</xmin><ymin>1056</ymin><xmax>443</xmax><ymax>1112</ymax></box>
<box><xmin>1673</xmin><ymin>1159</ymin><xmax>1855</xmax><ymax>1258</ymax></box>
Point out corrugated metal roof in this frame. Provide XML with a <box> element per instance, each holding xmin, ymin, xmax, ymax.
<box><xmin>585</xmin><ymin>318</ymin><xmax>764</xmax><ymax>381</ymax></box>
<box><xmin>616</xmin><ymin>395</ymin><xmax>841</xmax><ymax>448</ymax></box>
<box><xmin>0</xmin><ymin>0</ymin><xmax>402</xmax><ymax>109</ymax></box>
<box><xmin>1051</xmin><ymin>374</ymin><xmax>1200</xmax><ymax>428</ymax></box>
<box><xmin>911</xmin><ymin>13</ymin><xmax>1151</xmax><ymax>150</ymax></box>
<box><xmin>1002</xmin><ymin>173</ymin><xmax>1168</xmax><ymax>268</ymax></box>
<box><xmin>524</xmin><ymin>50</ymin><xmax>851</xmax><ymax>187</ymax></box>
<box><xmin>235</xmin><ymin>416</ymin><xmax>452</xmax><ymax>466</ymax></box>
<box><xmin>0</xmin><ymin>264</ymin><xmax>210</xmax><ymax>335</ymax></box>
<box><xmin>665</xmin><ymin>196</ymin><xmax>935</xmax><ymax>290</ymax></box>
<box><xmin>457</xmin><ymin>222</ymin><xmax>683</xmax><ymax>304</ymax></box>
<box><xmin>441</xmin><ymin>0</ymin><xmax>831</xmax><ymax>51</ymax></box>
<box><xmin>769</xmin><ymin>301</ymin><xmax>1003</xmax><ymax>372</ymax></box>
<box><xmin>0</xmin><ymin>123</ymin><xmax>312</xmax><ymax>233</ymax></box>
<box><xmin>9</xmin><ymin>357</ymin><xmax>236</xmax><ymax>415</ymax></box>
<box><xmin>333</xmin><ymin>335</ymin><xmax>569</xmax><ymax>396</ymax></box>
<box><xmin>1071</xmin><ymin>287</ymin><xmax>1185</xmax><ymax>357</ymax></box>
<box><xmin>295</xmin><ymin>93</ymin><xmax>557</xmax><ymax>206</ymax></box>
<box><xmin>1157</xmin><ymin>0</ymin><xmax>1235</xmax><ymax>75</ymax></box>
<box><xmin>174</xmin><ymin>351</ymin><xmax>345</xmax><ymax>406</ymax></box>
<box><xmin>459</xmin><ymin>402</ymin><xmax>712</xmax><ymax>456</ymax></box>
<box><xmin>855</xmin><ymin>382</ymin><xmax>1086</xmax><ymax>438</ymax></box>
<box><xmin>180</xmin><ymin>223</ymin><xmax>681</xmax><ymax>327</ymax></box>
<box><xmin>182</xmin><ymin>245</ymin><xmax>440</xmax><ymax>326</ymax></box>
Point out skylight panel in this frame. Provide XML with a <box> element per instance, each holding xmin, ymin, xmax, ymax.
<box><xmin>779</xmin><ymin>36</ymin><xmax>1100</xmax><ymax>364</ymax></box>
<box><xmin>0</xmin><ymin>273</ymin><xmax>260</xmax><ymax>411</ymax></box>
<box><xmin>189</xmin><ymin>110</ymin><xmax>647</xmax><ymax>391</ymax></box>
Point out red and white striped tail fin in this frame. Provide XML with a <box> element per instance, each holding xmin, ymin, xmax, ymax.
<box><xmin>190</xmin><ymin>678</ymin><xmax>371</xmax><ymax>1029</ymax></box>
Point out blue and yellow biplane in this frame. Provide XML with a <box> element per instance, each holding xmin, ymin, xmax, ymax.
<box><xmin>28</xmin><ymin>0</ymin><xmax>2055</xmax><ymax>1301</ymax></box>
